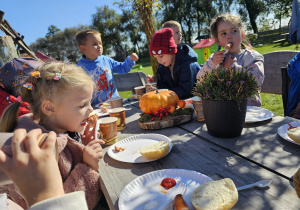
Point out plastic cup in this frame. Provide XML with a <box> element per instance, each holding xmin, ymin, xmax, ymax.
<box><xmin>108</xmin><ymin>96</ymin><xmax>123</xmax><ymax>108</ymax></box>
<box><xmin>109</xmin><ymin>108</ymin><xmax>126</xmax><ymax>131</ymax></box>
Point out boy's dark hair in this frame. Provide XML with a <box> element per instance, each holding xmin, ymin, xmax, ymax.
<box><xmin>75</xmin><ymin>29</ymin><xmax>101</xmax><ymax>46</ymax></box>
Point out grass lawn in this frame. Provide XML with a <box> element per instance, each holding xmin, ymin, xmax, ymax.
<box><xmin>119</xmin><ymin>42</ymin><xmax>298</xmax><ymax>117</ymax></box>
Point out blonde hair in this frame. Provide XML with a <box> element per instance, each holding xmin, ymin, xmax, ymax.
<box><xmin>162</xmin><ymin>20</ymin><xmax>181</xmax><ymax>29</ymax></box>
<box><xmin>210</xmin><ymin>13</ymin><xmax>250</xmax><ymax>49</ymax></box>
<box><xmin>0</xmin><ymin>62</ymin><xmax>94</xmax><ymax>132</ymax></box>
<box><xmin>75</xmin><ymin>29</ymin><xmax>101</xmax><ymax>46</ymax></box>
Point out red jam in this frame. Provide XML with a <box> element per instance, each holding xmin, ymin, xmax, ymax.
<box><xmin>161</xmin><ymin>178</ymin><xmax>176</xmax><ymax>189</ymax></box>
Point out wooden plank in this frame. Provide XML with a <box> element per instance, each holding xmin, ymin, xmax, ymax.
<box><xmin>114</xmin><ymin>72</ymin><xmax>147</xmax><ymax>92</ymax></box>
<box><xmin>179</xmin><ymin>116</ymin><xmax>300</xmax><ymax>180</ymax></box>
<box><xmin>99</xmin><ymin>105</ymin><xmax>299</xmax><ymax>210</ymax></box>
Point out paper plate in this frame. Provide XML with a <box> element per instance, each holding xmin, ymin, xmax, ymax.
<box><xmin>107</xmin><ymin>134</ymin><xmax>172</xmax><ymax>163</ymax></box>
<box><xmin>93</xmin><ymin>107</ymin><xmax>111</xmax><ymax>118</ymax></box>
<box><xmin>245</xmin><ymin>106</ymin><xmax>274</xmax><ymax>123</ymax></box>
<box><xmin>278</xmin><ymin>121</ymin><xmax>300</xmax><ymax>146</ymax></box>
<box><xmin>119</xmin><ymin>169</ymin><xmax>213</xmax><ymax>210</ymax></box>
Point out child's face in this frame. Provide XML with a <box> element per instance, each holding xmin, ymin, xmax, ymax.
<box><xmin>154</xmin><ymin>54</ymin><xmax>176</xmax><ymax>67</ymax></box>
<box><xmin>81</xmin><ymin>34</ymin><xmax>103</xmax><ymax>60</ymax></box>
<box><xmin>170</xmin><ymin>26</ymin><xmax>182</xmax><ymax>44</ymax></box>
<box><xmin>216</xmin><ymin>20</ymin><xmax>245</xmax><ymax>54</ymax></box>
<box><xmin>50</xmin><ymin>83</ymin><xmax>94</xmax><ymax>134</ymax></box>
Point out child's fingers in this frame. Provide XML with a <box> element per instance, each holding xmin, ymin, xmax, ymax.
<box><xmin>25</xmin><ymin>129</ymin><xmax>43</xmax><ymax>154</ymax></box>
<box><xmin>40</xmin><ymin>131</ymin><xmax>56</xmax><ymax>153</ymax></box>
<box><xmin>11</xmin><ymin>129</ymin><xmax>27</xmax><ymax>159</ymax></box>
<box><xmin>86</xmin><ymin>139</ymin><xmax>103</xmax><ymax>147</ymax></box>
<box><xmin>0</xmin><ymin>150</ymin><xmax>10</xmax><ymax>170</ymax></box>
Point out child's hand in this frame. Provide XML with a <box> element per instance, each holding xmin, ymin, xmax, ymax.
<box><xmin>130</xmin><ymin>53</ymin><xmax>139</xmax><ymax>61</ymax></box>
<box><xmin>146</xmin><ymin>75</ymin><xmax>156</xmax><ymax>83</ymax></box>
<box><xmin>83</xmin><ymin>139</ymin><xmax>104</xmax><ymax>171</ymax></box>
<box><xmin>223</xmin><ymin>55</ymin><xmax>237</xmax><ymax>68</ymax></box>
<box><xmin>0</xmin><ymin>129</ymin><xmax>64</xmax><ymax>207</ymax></box>
<box><xmin>212</xmin><ymin>50</ymin><xmax>226</xmax><ymax>65</ymax></box>
<box><xmin>81</xmin><ymin>123</ymin><xmax>105</xmax><ymax>146</ymax></box>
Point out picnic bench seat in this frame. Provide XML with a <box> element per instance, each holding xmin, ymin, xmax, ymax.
<box><xmin>262</xmin><ymin>51</ymin><xmax>298</xmax><ymax>116</ymax></box>
<box><xmin>262</xmin><ymin>51</ymin><xmax>298</xmax><ymax>94</ymax></box>
<box><xmin>114</xmin><ymin>71</ymin><xmax>147</xmax><ymax>94</ymax></box>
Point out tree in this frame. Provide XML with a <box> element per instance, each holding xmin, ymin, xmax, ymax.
<box><xmin>236</xmin><ymin>0</ymin><xmax>265</xmax><ymax>34</ymax></box>
<box><xmin>30</xmin><ymin>25</ymin><xmax>89</xmax><ymax>63</ymax></box>
<box><xmin>266</xmin><ymin>0</ymin><xmax>292</xmax><ymax>33</ymax></box>
<box><xmin>115</xmin><ymin>0</ymin><xmax>160</xmax><ymax>75</ymax></box>
<box><xmin>92</xmin><ymin>6</ymin><xmax>129</xmax><ymax>60</ymax></box>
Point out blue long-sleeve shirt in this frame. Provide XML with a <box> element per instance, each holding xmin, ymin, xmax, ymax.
<box><xmin>78</xmin><ymin>55</ymin><xmax>135</xmax><ymax>105</ymax></box>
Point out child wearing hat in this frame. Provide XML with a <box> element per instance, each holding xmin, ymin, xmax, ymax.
<box><xmin>149</xmin><ymin>28</ymin><xmax>201</xmax><ymax>99</ymax></box>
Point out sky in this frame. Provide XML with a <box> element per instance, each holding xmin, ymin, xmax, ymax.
<box><xmin>1</xmin><ymin>0</ymin><xmax>122</xmax><ymax>45</ymax></box>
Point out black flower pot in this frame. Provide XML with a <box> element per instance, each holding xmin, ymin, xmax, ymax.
<box><xmin>202</xmin><ymin>99</ymin><xmax>247</xmax><ymax>138</ymax></box>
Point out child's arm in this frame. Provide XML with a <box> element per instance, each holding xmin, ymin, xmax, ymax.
<box><xmin>172</xmin><ymin>62</ymin><xmax>200</xmax><ymax>99</ymax></box>
<box><xmin>196</xmin><ymin>51</ymin><xmax>225</xmax><ymax>79</ymax></box>
<box><xmin>110</xmin><ymin>54</ymin><xmax>137</xmax><ymax>74</ymax></box>
<box><xmin>0</xmin><ymin>129</ymin><xmax>64</xmax><ymax>207</ymax></box>
<box><xmin>232</xmin><ymin>51</ymin><xmax>264</xmax><ymax>87</ymax></box>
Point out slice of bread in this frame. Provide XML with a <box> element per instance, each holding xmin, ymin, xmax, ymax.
<box><xmin>139</xmin><ymin>141</ymin><xmax>170</xmax><ymax>159</ymax></box>
<box><xmin>287</xmin><ymin>127</ymin><xmax>300</xmax><ymax>143</ymax></box>
<box><xmin>190</xmin><ymin>178</ymin><xmax>238</xmax><ymax>210</ymax></box>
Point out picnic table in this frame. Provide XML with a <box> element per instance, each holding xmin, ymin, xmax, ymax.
<box><xmin>98</xmin><ymin>101</ymin><xmax>300</xmax><ymax>210</ymax></box>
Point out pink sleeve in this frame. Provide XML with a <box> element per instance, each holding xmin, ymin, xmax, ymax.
<box><xmin>196</xmin><ymin>54</ymin><xmax>218</xmax><ymax>79</ymax></box>
<box><xmin>232</xmin><ymin>55</ymin><xmax>264</xmax><ymax>87</ymax></box>
<box><xmin>63</xmin><ymin>163</ymin><xmax>100</xmax><ymax>210</ymax></box>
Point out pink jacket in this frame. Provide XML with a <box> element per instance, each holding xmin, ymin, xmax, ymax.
<box><xmin>197</xmin><ymin>49</ymin><xmax>264</xmax><ymax>106</ymax></box>
<box><xmin>0</xmin><ymin>116</ymin><xmax>101</xmax><ymax>210</ymax></box>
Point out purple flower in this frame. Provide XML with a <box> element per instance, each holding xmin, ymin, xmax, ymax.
<box><xmin>206</xmin><ymin>93</ymin><xmax>210</xmax><ymax>98</ymax></box>
<box><xmin>197</xmin><ymin>80</ymin><xmax>202</xmax><ymax>84</ymax></box>
<box><xmin>228</xmin><ymin>81</ymin><xmax>232</xmax><ymax>84</ymax></box>
<box><xmin>240</xmin><ymin>80</ymin><xmax>244</xmax><ymax>84</ymax></box>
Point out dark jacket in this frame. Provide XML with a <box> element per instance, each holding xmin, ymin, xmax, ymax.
<box><xmin>156</xmin><ymin>44</ymin><xmax>201</xmax><ymax>99</ymax></box>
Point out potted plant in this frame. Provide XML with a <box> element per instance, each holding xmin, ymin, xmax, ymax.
<box><xmin>193</xmin><ymin>66</ymin><xmax>259</xmax><ymax>138</ymax></box>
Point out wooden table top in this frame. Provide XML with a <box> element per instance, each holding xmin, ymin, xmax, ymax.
<box><xmin>98</xmin><ymin>102</ymin><xmax>300</xmax><ymax>210</ymax></box>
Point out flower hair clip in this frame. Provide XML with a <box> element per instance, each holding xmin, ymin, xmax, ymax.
<box><xmin>54</xmin><ymin>73</ymin><xmax>61</xmax><ymax>80</ymax></box>
<box><xmin>23</xmin><ymin>83</ymin><xmax>33</xmax><ymax>90</ymax></box>
<box><xmin>30</xmin><ymin>71</ymin><xmax>40</xmax><ymax>78</ymax></box>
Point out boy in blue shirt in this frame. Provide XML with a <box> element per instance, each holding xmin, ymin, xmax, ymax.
<box><xmin>76</xmin><ymin>29</ymin><xmax>138</xmax><ymax>106</ymax></box>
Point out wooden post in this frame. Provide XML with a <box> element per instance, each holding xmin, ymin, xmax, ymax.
<box><xmin>0</xmin><ymin>10</ymin><xmax>4</xmax><ymax>24</ymax></box>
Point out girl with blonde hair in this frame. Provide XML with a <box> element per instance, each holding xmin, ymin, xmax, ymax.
<box><xmin>0</xmin><ymin>62</ymin><xmax>104</xmax><ymax>210</ymax></box>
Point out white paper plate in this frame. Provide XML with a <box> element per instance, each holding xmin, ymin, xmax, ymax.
<box><xmin>107</xmin><ymin>134</ymin><xmax>172</xmax><ymax>163</ymax></box>
<box><xmin>245</xmin><ymin>106</ymin><xmax>274</xmax><ymax>123</ymax></box>
<box><xmin>93</xmin><ymin>107</ymin><xmax>111</xmax><ymax>118</ymax></box>
<box><xmin>278</xmin><ymin>121</ymin><xmax>300</xmax><ymax>146</ymax></box>
<box><xmin>119</xmin><ymin>169</ymin><xmax>213</xmax><ymax>210</ymax></box>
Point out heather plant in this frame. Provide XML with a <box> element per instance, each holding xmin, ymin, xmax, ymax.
<box><xmin>193</xmin><ymin>66</ymin><xmax>259</xmax><ymax>101</ymax></box>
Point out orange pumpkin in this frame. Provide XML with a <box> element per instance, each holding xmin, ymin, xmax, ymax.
<box><xmin>139</xmin><ymin>90</ymin><xmax>179</xmax><ymax>114</ymax></box>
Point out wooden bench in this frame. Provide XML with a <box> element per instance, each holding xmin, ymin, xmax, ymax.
<box><xmin>114</xmin><ymin>71</ymin><xmax>147</xmax><ymax>94</ymax></box>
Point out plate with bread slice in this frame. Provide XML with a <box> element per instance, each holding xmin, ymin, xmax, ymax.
<box><xmin>107</xmin><ymin>134</ymin><xmax>172</xmax><ymax>163</ymax></box>
<box><xmin>278</xmin><ymin>121</ymin><xmax>300</xmax><ymax>146</ymax></box>
<box><xmin>245</xmin><ymin>106</ymin><xmax>274</xmax><ymax>123</ymax></box>
<box><xmin>119</xmin><ymin>169</ymin><xmax>238</xmax><ymax>210</ymax></box>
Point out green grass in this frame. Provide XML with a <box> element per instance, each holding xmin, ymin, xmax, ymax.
<box><xmin>119</xmin><ymin>43</ymin><xmax>298</xmax><ymax>116</ymax></box>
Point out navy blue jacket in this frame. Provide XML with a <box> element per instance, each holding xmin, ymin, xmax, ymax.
<box><xmin>156</xmin><ymin>44</ymin><xmax>201</xmax><ymax>99</ymax></box>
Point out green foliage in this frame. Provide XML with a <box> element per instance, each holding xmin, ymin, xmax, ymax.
<box><xmin>193</xmin><ymin>66</ymin><xmax>259</xmax><ymax>101</ymax></box>
<box><xmin>30</xmin><ymin>25</ymin><xmax>89</xmax><ymax>62</ymax></box>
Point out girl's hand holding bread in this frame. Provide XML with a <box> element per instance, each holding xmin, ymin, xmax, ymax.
<box><xmin>83</xmin><ymin>139</ymin><xmax>104</xmax><ymax>171</ymax></box>
<box><xmin>212</xmin><ymin>51</ymin><xmax>226</xmax><ymax>65</ymax></box>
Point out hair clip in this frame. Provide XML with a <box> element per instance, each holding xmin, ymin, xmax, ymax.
<box><xmin>16</xmin><ymin>96</ymin><xmax>22</xmax><ymax>102</ymax></box>
<box><xmin>54</xmin><ymin>73</ymin><xmax>61</xmax><ymax>80</ymax></box>
<box><xmin>31</xmin><ymin>71</ymin><xmax>41</xmax><ymax>78</ymax></box>
<box><xmin>23</xmin><ymin>83</ymin><xmax>33</xmax><ymax>90</ymax></box>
